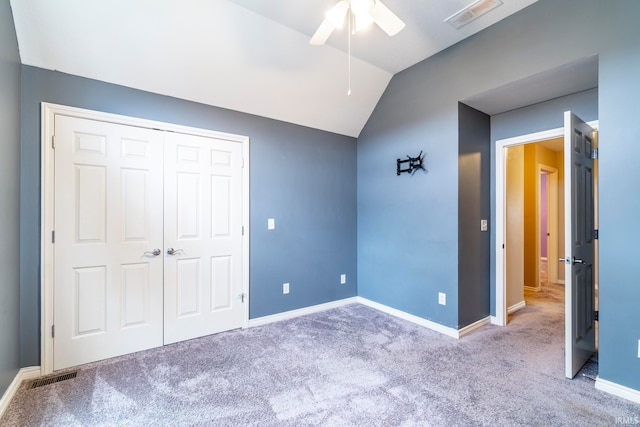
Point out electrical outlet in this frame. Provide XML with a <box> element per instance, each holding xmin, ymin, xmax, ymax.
<box><xmin>268</xmin><ymin>218</ymin><xmax>275</xmax><ymax>230</ymax></box>
<box><xmin>438</xmin><ymin>292</ymin><xmax>446</xmax><ymax>305</ymax></box>
<box><xmin>480</xmin><ymin>219</ymin><xmax>488</xmax><ymax>232</ymax></box>
<box><xmin>283</xmin><ymin>282</ymin><xmax>289</xmax><ymax>294</ymax></box>
<box><xmin>637</xmin><ymin>340</ymin><xmax>640</xmax><ymax>358</ymax></box>
<box><xmin>340</xmin><ymin>274</ymin><xmax>347</xmax><ymax>284</ymax></box>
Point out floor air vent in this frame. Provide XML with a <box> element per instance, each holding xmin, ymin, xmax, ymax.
<box><xmin>26</xmin><ymin>371</ymin><xmax>79</xmax><ymax>390</ymax></box>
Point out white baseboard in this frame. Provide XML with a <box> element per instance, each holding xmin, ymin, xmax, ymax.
<box><xmin>248</xmin><ymin>297</ymin><xmax>358</xmax><ymax>327</ymax></box>
<box><xmin>356</xmin><ymin>297</ymin><xmax>460</xmax><ymax>338</ymax></box>
<box><xmin>595</xmin><ymin>377</ymin><xmax>640</xmax><ymax>404</ymax></box>
<box><xmin>458</xmin><ymin>316</ymin><xmax>491</xmax><ymax>338</ymax></box>
<box><xmin>249</xmin><ymin>296</ymin><xmax>490</xmax><ymax>340</ymax></box>
<box><xmin>508</xmin><ymin>301</ymin><xmax>526</xmax><ymax>314</ymax></box>
<box><xmin>0</xmin><ymin>366</ymin><xmax>41</xmax><ymax>419</ymax></box>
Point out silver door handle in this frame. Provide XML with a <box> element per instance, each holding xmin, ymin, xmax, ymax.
<box><xmin>143</xmin><ymin>249</ymin><xmax>161</xmax><ymax>257</ymax></box>
<box><xmin>167</xmin><ymin>248</ymin><xmax>183</xmax><ymax>255</ymax></box>
<box><xmin>560</xmin><ymin>257</ymin><xmax>585</xmax><ymax>265</ymax></box>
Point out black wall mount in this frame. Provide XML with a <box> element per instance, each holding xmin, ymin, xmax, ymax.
<box><xmin>397</xmin><ymin>151</ymin><xmax>425</xmax><ymax>176</ymax></box>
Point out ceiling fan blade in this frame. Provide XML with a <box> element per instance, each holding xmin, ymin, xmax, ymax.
<box><xmin>369</xmin><ymin>0</ymin><xmax>405</xmax><ymax>36</ymax></box>
<box><xmin>310</xmin><ymin>18</ymin><xmax>335</xmax><ymax>45</ymax></box>
<box><xmin>326</xmin><ymin>0</ymin><xmax>349</xmax><ymax>28</ymax></box>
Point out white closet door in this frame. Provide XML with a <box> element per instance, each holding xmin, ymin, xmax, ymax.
<box><xmin>54</xmin><ymin>116</ymin><xmax>164</xmax><ymax>370</ymax></box>
<box><xmin>163</xmin><ymin>132</ymin><xmax>244</xmax><ymax>344</ymax></box>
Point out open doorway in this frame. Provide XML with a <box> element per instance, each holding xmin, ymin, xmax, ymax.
<box><xmin>495</xmin><ymin>117</ymin><xmax>599</xmax><ymax>378</ymax></box>
<box><xmin>504</xmin><ymin>140</ymin><xmax>562</xmax><ymax>314</ymax></box>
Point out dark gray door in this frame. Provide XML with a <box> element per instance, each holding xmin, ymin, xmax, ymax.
<box><xmin>564</xmin><ymin>111</ymin><xmax>596</xmax><ymax>379</ymax></box>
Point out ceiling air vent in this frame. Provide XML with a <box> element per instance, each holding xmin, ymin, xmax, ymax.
<box><xmin>445</xmin><ymin>0</ymin><xmax>504</xmax><ymax>30</ymax></box>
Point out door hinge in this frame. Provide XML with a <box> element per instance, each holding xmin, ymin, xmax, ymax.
<box><xmin>592</xmin><ymin>148</ymin><xmax>598</xmax><ymax>159</ymax></box>
<box><xmin>51</xmin><ymin>135</ymin><xmax>56</xmax><ymax>149</ymax></box>
<box><xmin>594</xmin><ymin>311</ymin><xmax>599</xmax><ymax>321</ymax></box>
<box><xmin>593</xmin><ymin>229</ymin><xmax>599</xmax><ymax>240</ymax></box>
<box><xmin>51</xmin><ymin>230</ymin><xmax>55</xmax><ymax>243</ymax></box>
<box><xmin>241</xmin><ymin>157</ymin><xmax>245</xmax><ymax>168</ymax></box>
<box><xmin>239</xmin><ymin>293</ymin><xmax>246</xmax><ymax>303</ymax></box>
<box><xmin>242</xmin><ymin>226</ymin><xmax>245</xmax><ymax>236</ymax></box>
<box><xmin>51</xmin><ymin>325</ymin><xmax>55</xmax><ymax>338</ymax></box>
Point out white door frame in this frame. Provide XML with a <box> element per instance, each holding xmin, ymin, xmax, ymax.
<box><xmin>534</xmin><ymin>164</ymin><xmax>558</xmax><ymax>289</ymax></box>
<box><xmin>493</xmin><ymin>121</ymin><xmax>598</xmax><ymax>326</ymax></box>
<box><xmin>40</xmin><ymin>103</ymin><xmax>251</xmax><ymax>374</ymax></box>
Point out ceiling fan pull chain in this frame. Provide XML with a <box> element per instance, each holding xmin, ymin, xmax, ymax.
<box><xmin>348</xmin><ymin>6</ymin><xmax>352</xmax><ymax>96</ymax></box>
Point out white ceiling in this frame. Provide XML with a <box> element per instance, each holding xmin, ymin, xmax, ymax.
<box><xmin>10</xmin><ymin>0</ymin><xmax>538</xmax><ymax>137</ymax></box>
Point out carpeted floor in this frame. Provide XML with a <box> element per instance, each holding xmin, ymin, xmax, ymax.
<box><xmin>3</xmin><ymin>283</ymin><xmax>639</xmax><ymax>426</ymax></box>
<box><xmin>540</xmin><ymin>258</ymin><xmax>548</xmax><ymax>284</ymax></box>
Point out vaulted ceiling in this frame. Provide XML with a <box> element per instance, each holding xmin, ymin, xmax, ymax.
<box><xmin>10</xmin><ymin>0</ymin><xmax>538</xmax><ymax>137</ymax></box>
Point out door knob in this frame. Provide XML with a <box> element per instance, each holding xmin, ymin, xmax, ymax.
<box><xmin>143</xmin><ymin>249</ymin><xmax>161</xmax><ymax>257</ymax></box>
<box><xmin>560</xmin><ymin>257</ymin><xmax>585</xmax><ymax>265</ymax></box>
<box><xmin>167</xmin><ymin>248</ymin><xmax>183</xmax><ymax>255</ymax></box>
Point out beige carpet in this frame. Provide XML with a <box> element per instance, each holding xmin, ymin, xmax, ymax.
<box><xmin>3</xmin><ymin>284</ymin><xmax>639</xmax><ymax>426</ymax></box>
<box><xmin>540</xmin><ymin>258</ymin><xmax>548</xmax><ymax>284</ymax></box>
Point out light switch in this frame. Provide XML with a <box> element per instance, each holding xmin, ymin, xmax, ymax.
<box><xmin>480</xmin><ymin>219</ymin><xmax>488</xmax><ymax>232</ymax></box>
<box><xmin>268</xmin><ymin>218</ymin><xmax>275</xmax><ymax>230</ymax></box>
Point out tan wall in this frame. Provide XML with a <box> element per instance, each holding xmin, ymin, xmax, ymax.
<box><xmin>506</xmin><ymin>145</ymin><xmax>525</xmax><ymax>308</ymax></box>
<box><xmin>523</xmin><ymin>144</ymin><xmax>537</xmax><ymax>287</ymax></box>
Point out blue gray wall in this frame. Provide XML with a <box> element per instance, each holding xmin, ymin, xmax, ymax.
<box><xmin>0</xmin><ymin>0</ymin><xmax>22</xmax><ymax>396</ymax></box>
<box><xmin>19</xmin><ymin>66</ymin><xmax>357</xmax><ymax>367</ymax></box>
<box><xmin>458</xmin><ymin>103</ymin><xmax>490</xmax><ymax>328</ymax></box>
<box><xmin>358</xmin><ymin>0</ymin><xmax>640</xmax><ymax>391</ymax></box>
<box><xmin>9</xmin><ymin>0</ymin><xmax>640</xmax><ymax>396</ymax></box>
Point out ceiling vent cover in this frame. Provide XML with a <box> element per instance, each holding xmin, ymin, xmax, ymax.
<box><xmin>445</xmin><ymin>0</ymin><xmax>504</xmax><ymax>30</ymax></box>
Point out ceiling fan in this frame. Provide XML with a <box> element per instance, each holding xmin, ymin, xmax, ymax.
<box><xmin>310</xmin><ymin>0</ymin><xmax>406</xmax><ymax>45</ymax></box>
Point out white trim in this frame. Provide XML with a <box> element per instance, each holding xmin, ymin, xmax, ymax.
<box><xmin>41</xmin><ymin>104</ymin><xmax>55</xmax><ymax>375</ymax></box>
<box><xmin>508</xmin><ymin>301</ymin><xmax>526</xmax><ymax>314</ymax></box>
<box><xmin>249</xmin><ymin>298</ymin><xmax>489</xmax><ymax>339</ymax></box>
<box><xmin>538</xmin><ymin>165</ymin><xmax>558</xmax><ymax>284</ymax></box>
<box><xmin>248</xmin><ymin>297</ymin><xmax>359</xmax><ymax>327</ymax></box>
<box><xmin>595</xmin><ymin>377</ymin><xmax>640</xmax><ymax>404</ymax></box>
<box><xmin>41</xmin><ymin>103</ymin><xmax>251</xmax><ymax>375</ymax></box>
<box><xmin>0</xmin><ymin>367</ymin><xmax>41</xmax><ymax>418</ymax></box>
<box><xmin>458</xmin><ymin>316</ymin><xmax>491</xmax><ymax>338</ymax></box>
<box><xmin>494</xmin><ymin>120</ymin><xmax>598</xmax><ymax>328</ymax></box>
<box><xmin>357</xmin><ymin>297</ymin><xmax>459</xmax><ymax>338</ymax></box>
<box><xmin>241</xmin><ymin>127</ymin><xmax>251</xmax><ymax>330</ymax></box>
